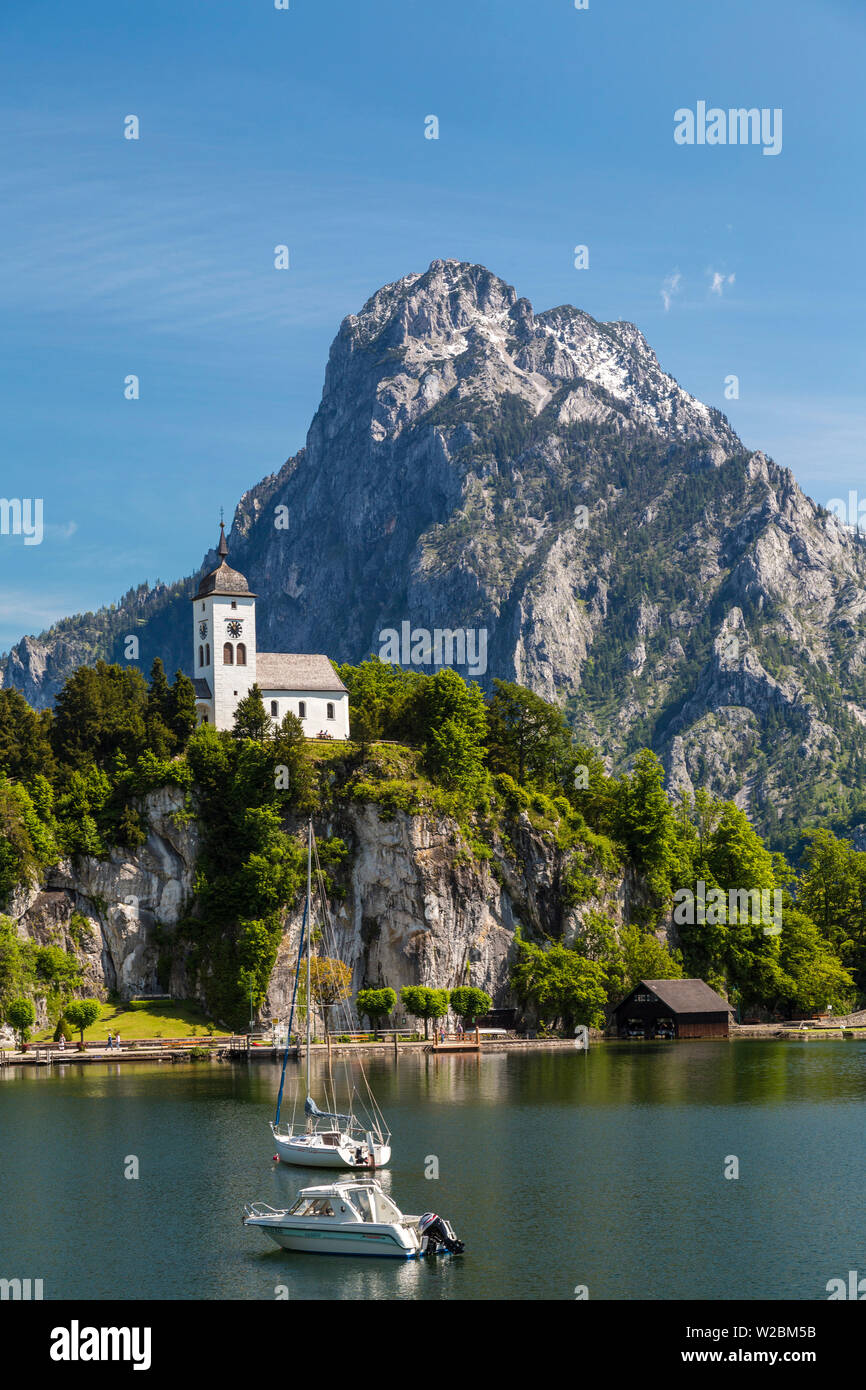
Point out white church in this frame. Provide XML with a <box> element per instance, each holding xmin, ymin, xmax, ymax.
<box><xmin>191</xmin><ymin>521</ymin><xmax>350</xmax><ymax>739</ymax></box>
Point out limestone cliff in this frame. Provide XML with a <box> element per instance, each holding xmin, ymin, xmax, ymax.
<box><xmin>7</xmin><ymin>789</ymin><xmax>623</xmax><ymax>1027</ymax></box>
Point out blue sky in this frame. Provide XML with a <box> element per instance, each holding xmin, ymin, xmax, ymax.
<box><xmin>0</xmin><ymin>0</ymin><xmax>863</xmax><ymax>649</ymax></box>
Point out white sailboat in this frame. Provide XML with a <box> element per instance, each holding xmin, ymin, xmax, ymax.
<box><xmin>269</xmin><ymin>821</ymin><xmax>392</xmax><ymax>1170</ymax></box>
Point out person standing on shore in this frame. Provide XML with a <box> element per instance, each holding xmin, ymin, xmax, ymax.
<box><xmin>107</xmin><ymin>1032</ymin><xmax>113</xmax><ymax>1050</ymax></box>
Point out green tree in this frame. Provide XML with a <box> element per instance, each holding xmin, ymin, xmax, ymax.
<box><xmin>145</xmin><ymin>657</ymin><xmax>173</xmax><ymax>755</ymax></box>
<box><xmin>798</xmin><ymin>828</ymin><xmax>865</xmax><ymax>982</ymax></box>
<box><xmin>421</xmin><ymin>668</ymin><xmax>489</xmax><ymax>801</ymax></box>
<box><xmin>272</xmin><ymin>712</ymin><xmax>315</xmax><ymax>810</ymax></box>
<box><xmin>448</xmin><ymin>986</ymin><xmax>492</xmax><ymax>1025</ymax></box>
<box><xmin>6</xmin><ymin>996</ymin><xmax>36</xmax><ymax>1048</ymax></box>
<box><xmin>309</xmin><ymin>957</ymin><xmax>352</xmax><ymax>1038</ymax></box>
<box><xmin>486</xmin><ymin>679</ymin><xmax>573</xmax><ymax>789</ymax></box>
<box><xmin>614</xmin><ymin>749</ymin><xmax>679</xmax><ymax>898</ymax></box>
<box><xmin>0</xmin><ymin>917</ymin><xmax>29</xmax><ymax>1006</ymax></box>
<box><xmin>356</xmin><ymin>986</ymin><xmax>397</xmax><ymax>1037</ymax></box>
<box><xmin>571</xmin><ymin>911</ymin><xmax>627</xmax><ymax>1005</ymax></box>
<box><xmin>337</xmin><ymin>659</ymin><xmax>426</xmax><ymax>742</ymax></box>
<box><xmin>775</xmin><ymin>906</ymin><xmax>854</xmax><ymax>1016</ymax></box>
<box><xmin>167</xmin><ymin>670</ymin><xmax>198</xmax><ymax>751</ymax></box>
<box><xmin>0</xmin><ymin>688</ymin><xmax>55</xmax><ymax>782</ymax></box>
<box><xmin>427</xmin><ymin>717</ymin><xmax>489</xmax><ymax>802</ymax></box>
<box><xmin>705</xmin><ymin>802</ymin><xmax>775</xmax><ymax>896</ymax></box>
<box><xmin>400</xmin><ymin>985</ymin><xmax>449</xmax><ymax>1039</ymax></box>
<box><xmin>233</xmin><ymin>684</ymin><xmax>272</xmax><ymax>742</ymax></box>
<box><xmin>183</xmin><ymin>724</ymin><xmax>306</xmax><ymax>1028</ymax></box>
<box><xmin>0</xmin><ymin>777</ymin><xmax>59</xmax><ymax>902</ymax></box>
<box><xmin>63</xmin><ymin>998</ymin><xmax>101</xmax><ymax>1048</ymax></box>
<box><xmin>350</xmin><ymin>704</ymin><xmax>382</xmax><ymax>756</ymax></box>
<box><xmin>618</xmin><ymin>923</ymin><xmax>683</xmax><ymax>995</ymax></box>
<box><xmin>510</xmin><ymin>940</ymin><xmax>608</xmax><ymax>1031</ymax></box>
<box><xmin>52</xmin><ymin>662</ymin><xmax>148</xmax><ymax>769</ymax></box>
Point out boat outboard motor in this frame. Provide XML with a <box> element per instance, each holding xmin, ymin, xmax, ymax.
<box><xmin>418</xmin><ymin>1212</ymin><xmax>465</xmax><ymax>1256</ymax></box>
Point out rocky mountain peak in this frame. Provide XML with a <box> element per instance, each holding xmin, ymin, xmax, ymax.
<box><xmin>320</xmin><ymin>260</ymin><xmax>737</xmax><ymax>455</ymax></box>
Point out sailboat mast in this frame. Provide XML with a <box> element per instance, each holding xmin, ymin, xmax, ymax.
<box><xmin>305</xmin><ymin>818</ymin><xmax>312</xmax><ymax>1100</ymax></box>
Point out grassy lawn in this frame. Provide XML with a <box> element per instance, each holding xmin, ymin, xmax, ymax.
<box><xmin>34</xmin><ymin>998</ymin><xmax>229</xmax><ymax>1043</ymax></box>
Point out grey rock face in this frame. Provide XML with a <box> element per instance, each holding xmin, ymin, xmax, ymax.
<box><xmin>12</xmin><ymin>787</ymin><xmax>200</xmax><ymax>1013</ymax></box>
<box><xmin>9</xmin><ymin>794</ymin><xmax>621</xmax><ymax>1022</ymax></box>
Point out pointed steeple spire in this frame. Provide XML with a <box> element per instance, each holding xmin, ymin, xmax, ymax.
<box><xmin>217</xmin><ymin>511</ymin><xmax>228</xmax><ymax>559</ymax></box>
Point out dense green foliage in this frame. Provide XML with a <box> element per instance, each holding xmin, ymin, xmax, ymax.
<box><xmin>0</xmin><ymin>916</ymin><xmax>82</xmax><ymax>1036</ymax></box>
<box><xmin>0</xmin><ymin>652</ymin><xmax>862</xmax><ymax>1032</ymax></box>
<box><xmin>511</xmin><ymin>939</ymin><xmax>609</xmax><ymax>1031</ymax></box>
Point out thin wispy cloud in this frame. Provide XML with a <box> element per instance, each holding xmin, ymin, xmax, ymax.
<box><xmin>708</xmin><ymin>270</ymin><xmax>736</xmax><ymax>296</ymax></box>
<box><xmin>661</xmin><ymin>271</ymin><xmax>682</xmax><ymax>312</ymax></box>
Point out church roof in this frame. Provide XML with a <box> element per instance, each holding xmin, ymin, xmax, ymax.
<box><xmin>192</xmin><ymin>520</ymin><xmax>256</xmax><ymax>600</ymax></box>
<box><xmin>194</xmin><ymin>562</ymin><xmax>256</xmax><ymax>600</ymax></box>
<box><xmin>257</xmin><ymin>653</ymin><xmax>348</xmax><ymax>693</ymax></box>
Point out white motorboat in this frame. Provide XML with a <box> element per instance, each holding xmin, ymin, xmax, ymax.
<box><xmin>243</xmin><ymin>1178</ymin><xmax>464</xmax><ymax>1259</ymax></box>
<box><xmin>270</xmin><ymin>821</ymin><xmax>392</xmax><ymax>1170</ymax></box>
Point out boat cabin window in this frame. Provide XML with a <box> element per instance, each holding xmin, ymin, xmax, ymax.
<box><xmin>289</xmin><ymin>1196</ymin><xmax>336</xmax><ymax>1217</ymax></box>
<box><xmin>370</xmin><ymin>1191</ymin><xmax>400</xmax><ymax>1222</ymax></box>
<box><xmin>350</xmin><ymin>1189</ymin><xmax>375</xmax><ymax>1223</ymax></box>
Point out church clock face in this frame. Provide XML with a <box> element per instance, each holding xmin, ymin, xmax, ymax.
<box><xmin>198</xmin><ymin>621</ymin><xmax>208</xmax><ymax>639</ymax></box>
<box><xmin>226</xmin><ymin>619</ymin><xmax>243</xmax><ymax>638</ymax></box>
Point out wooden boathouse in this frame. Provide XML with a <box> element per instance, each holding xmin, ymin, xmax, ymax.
<box><xmin>613</xmin><ymin>979</ymin><xmax>733</xmax><ymax>1039</ymax></box>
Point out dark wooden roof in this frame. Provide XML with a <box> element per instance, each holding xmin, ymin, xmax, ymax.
<box><xmin>193</xmin><ymin>678</ymin><xmax>212</xmax><ymax>699</ymax></box>
<box><xmin>618</xmin><ymin>979</ymin><xmax>733</xmax><ymax>1015</ymax></box>
<box><xmin>193</xmin><ymin>562</ymin><xmax>256</xmax><ymax>600</ymax></box>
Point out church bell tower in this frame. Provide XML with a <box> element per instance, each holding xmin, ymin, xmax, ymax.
<box><xmin>191</xmin><ymin>519</ymin><xmax>258</xmax><ymax>729</ymax></box>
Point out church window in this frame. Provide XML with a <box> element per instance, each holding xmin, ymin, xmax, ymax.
<box><xmin>231</xmin><ymin>601</ymin><xmax>237</xmax><ymax>609</ymax></box>
<box><xmin>236</xmin><ymin>643</ymin><xmax>247</xmax><ymax>665</ymax></box>
<box><xmin>199</xmin><ymin>646</ymin><xmax>203</xmax><ymax>668</ymax></box>
<box><xmin>270</xmin><ymin>701</ymin><xmax>278</xmax><ymax>717</ymax></box>
<box><xmin>298</xmin><ymin>702</ymin><xmax>306</xmax><ymax>719</ymax></box>
<box><xmin>202</xmin><ymin>714</ymin><xmax>209</xmax><ymax>724</ymax></box>
<box><xmin>223</xmin><ymin>643</ymin><xmax>234</xmax><ymax>665</ymax></box>
<box><xmin>327</xmin><ymin>703</ymin><xmax>335</xmax><ymax>720</ymax></box>
<box><xmin>206</xmin><ymin>644</ymin><xmax>210</xmax><ymax>665</ymax></box>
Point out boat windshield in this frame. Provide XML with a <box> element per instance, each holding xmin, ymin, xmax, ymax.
<box><xmin>289</xmin><ymin>1196</ymin><xmax>337</xmax><ymax>1217</ymax></box>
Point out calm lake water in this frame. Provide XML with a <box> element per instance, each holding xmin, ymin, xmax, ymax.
<box><xmin>1</xmin><ymin>1041</ymin><xmax>864</xmax><ymax>1301</ymax></box>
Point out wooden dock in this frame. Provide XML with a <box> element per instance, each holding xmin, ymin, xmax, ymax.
<box><xmin>431</xmin><ymin>1027</ymin><xmax>481</xmax><ymax>1053</ymax></box>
